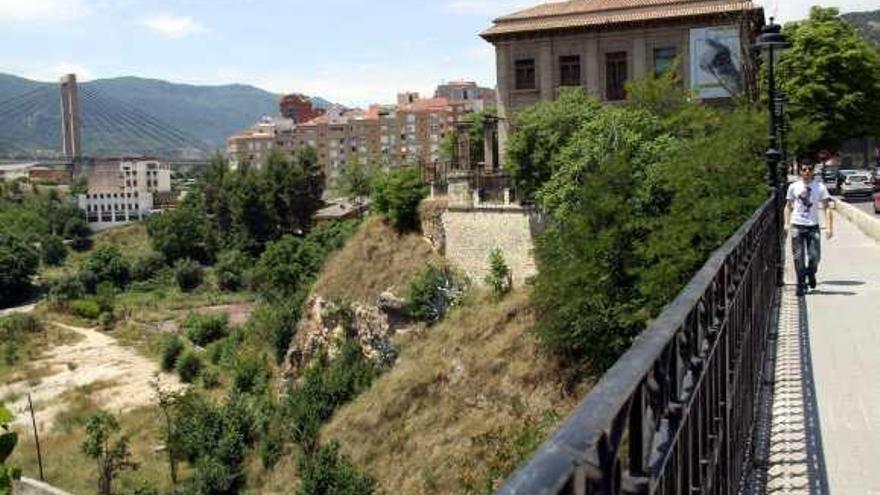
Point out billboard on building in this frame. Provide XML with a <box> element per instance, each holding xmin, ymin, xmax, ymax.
<box><xmin>690</xmin><ymin>26</ymin><xmax>742</xmax><ymax>99</ymax></box>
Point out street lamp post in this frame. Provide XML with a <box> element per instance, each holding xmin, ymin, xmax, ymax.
<box><xmin>754</xmin><ymin>17</ymin><xmax>790</xmax><ymax>286</ymax></box>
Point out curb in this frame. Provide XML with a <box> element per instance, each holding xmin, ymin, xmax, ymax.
<box><xmin>834</xmin><ymin>199</ymin><xmax>880</xmax><ymax>244</ymax></box>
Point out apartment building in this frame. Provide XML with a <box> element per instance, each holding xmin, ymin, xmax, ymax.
<box><xmin>435</xmin><ymin>81</ymin><xmax>496</xmax><ymax>112</ymax></box>
<box><xmin>77</xmin><ymin>158</ymin><xmax>172</xmax><ymax>229</ymax></box>
<box><xmin>481</xmin><ymin>0</ymin><xmax>765</xmax><ymax>165</ymax></box>
<box><xmin>226</xmin><ymin>116</ymin><xmax>295</xmax><ymax>169</ymax></box>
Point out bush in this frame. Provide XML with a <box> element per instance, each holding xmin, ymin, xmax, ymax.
<box><xmin>71</xmin><ymin>299</ymin><xmax>101</xmax><ymax>320</ymax></box>
<box><xmin>82</xmin><ymin>246</ymin><xmax>130</xmax><ymax>289</ymax></box>
<box><xmin>174</xmin><ymin>259</ymin><xmax>203</xmax><ymax>292</ymax></box>
<box><xmin>160</xmin><ymin>335</ymin><xmax>184</xmax><ymax>372</ymax></box>
<box><xmin>176</xmin><ymin>349</ymin><xmax>202</xmax><ymax>383</ymax></box>
<box><xmin>215</xmin><ymin>250</ymin><xmax>250</xmax><ymax>292</ymax></box>
<box><xmin>49</xmin><ymin>275</ymin><xmax>86</xmax><ymax>304</ymax></box>
<box><xmin>200</xmin><ymin>366</ymin><xmax>221</xmax><ymax>389</ymax></box>
<box><xmin>94</xmin><ymin>281</ymin><xmax>116</xmax><ymax>314</ymax></box>
<box><xmin>232</xmin><ymin>355</ymin><xmax>271</xmax><ymax>394</ymax></box>
<box><xmin>98</xmin><ymin>312</ymin><xmax>115</xmax><ymax>330</ymax></box>
<box><xmin>297</xmin><ymin>441</ymin><xmax>375</xmax><ymax>495</ymax></box>
<box><xmin>41</xmin><ymin>235</ymin><xmax>67</xmax><ymax>266</ymax></box>
<box><xmin>0</xmin><ymin>231</ymin><xmax>39</xmax><ymax>304</ymax></box>
<box><xmin>248</xmin><ymin>301</ymin><xmax>303</xmax><ymax>364</ymax></box>
<box><xmin>404</xmin><ymin>265</ymin><xmax>457</xmax><ymax>322</ymax></box>
<box><xmin>370</xmin><ymin>167</ymin><xmax>428</xmax><ymax>232</ymax></box>
<box><xmin>183</xmin><ymin>314</ymin><xmax>228</xmax><ymax>347</ymax></box>
<box><xmin>484</xmin><ymin>248</ymin><xmax>512</xmax><ymax>299</ymax></box>
<box><xmin>131</xmin><ymin>253</ymin><xmax>166</xmax><ymax>282</ymax></box>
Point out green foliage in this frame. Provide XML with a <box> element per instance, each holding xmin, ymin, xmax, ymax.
<box><xmin>147</xmin><ymin>196</ymin><xmax>212</xmax><ymax>264</ymax></box>
<box><xmin>297</xmin><ymin>441</ymin><xmax>375</xmax><ymax>495</ymax></box>
<box><xmin>95</xmin><ymin>281</ymin><xmax>116</xmax><ymax>314</ymax></box>
<box><xmin>130</xmin><ymin>252</ymin><xmax>166</xmax><ymax>282</ymax></box>
<box><xmin>200</xmin><ymin>366</ymin><xmax>221</xmax><ymax>389</ymax></box>
<box><xmin>1</xmin><ymin>313</ymin><xmax>41</xmax><ymax>366</ymax></box>
<box><xmin>71</xmin><ymin>299</ymin><xmax>102</xmax><ymax>320</ymax></box>
<box><xmin>183</xmin><ymin>313</ymin><xmax>228</xmax><ymax>347</ymax></box>
<box><xmin>214</xmin><ymin>249</ymin><xmax>251</xmax><ymax>292</ymax></box>
<box><xmin>779</xmin><ymin>7</ymin><xmax>880</xmax><ymax>150</ymax></box>
<box><xmin>232</xmin><ymin>355</ymin><xmax>271</xmax><ymax>394</ymax></box>
<box><xmin>174</xmin><ymin>258</ymin><xmax>203</xmax><ymax>292</ymax></box>
<box><xmin>83</xmin><ymin>245</ymin><xmax>130</xmax><ymax>289</ymax></box>
<box><xmin>484</xmin><ymin>249</ymin><xmax>512</xmax><ymax>299</ymax></box>
<box><xmin>81</xmin><ymin>411</ymin><xmax>138</xmax><ymax>495</ymax></box>
<box><xmin>175</xmin><ymin>349</ymin><xmax>203</xmax><ymax>383</ymax></box>
<box><xmin>41</xmin><ymin>234</ymin><xmax>67</xmax><ymax>266</ymax></box>
<box><xmin>843</xmin><ymin>9</ymin><xmax>880</xmax><ymax>47</ymax></box>
<box><xmin>404</xmin><ymin>265</ymin><xmax>457</xmax><ymax>322</ymax></box>
<box><xmin>49</xmin><ymin>275</ymin><xmax>86</xmax><ymax>305</ymax></box>
<box><xmin>160</xmin><ymin>334</ymin><xmax>184</xmax><ymax>372</ymax></box>
<box><xmin>517</xmin><ymin>75</ymin><xmax>766</xmax><ymax>373</ymax></box>
<box><xmin>282</xmin><ymin>339</ymin><xmax>380</xmax><ymax>453</ymax></box>
<box><xmin>505</xmin><ymin>88</ymin><xmax>602</xmax><ymax>201</ymax></box>
<box><xmin>247</xmin><ymin>301</ymin><xmax>303</xmax><ymax>364</ymax></box>
<box><xmin>335</xmin><ymin>156</ymin><xmax>376</xmax><ymax>204</ymax></box>
<box><xmin>0</xmin><ymin>403</ymin><xmax>20</xmax><ymax>495</ymax></box>
<box><xmin>370</xmin><ymin>167</ymin><xmax>428</xmax><ymax>232</ymax></box>
<box><xmin>0</xmin><ymin>231</ymin><xmax>39</xmax><ymax>306</ymax></box>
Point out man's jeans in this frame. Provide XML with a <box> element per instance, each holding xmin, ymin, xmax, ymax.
<box><xmin>792</xmin><ymin>225</ymin><xmax>821</xmax><ymax>288</ymax></box>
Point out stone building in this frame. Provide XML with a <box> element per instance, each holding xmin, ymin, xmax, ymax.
<box><xmin>481</xmin><ymin>0</ymin><xmax>765</xmax><ymax>166</ymax></box>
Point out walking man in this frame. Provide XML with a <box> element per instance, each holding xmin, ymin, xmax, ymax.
<box><xmin>785</xmin><ymin>162</ymin><xmax>833</xmax><ymax>296</ymax></box>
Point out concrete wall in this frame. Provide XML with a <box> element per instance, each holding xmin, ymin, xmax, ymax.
<box><xmin>14</xmin><ymin>478</ymin><xmax>75</xmax><ymax>495</ymax></box>
<box><xmin>834</xmin><ymin>200</ymin><xmax>880</xmax><ymax>244</ymax></box>
<box><xmin>442</xmin><ymin>206</ymin><xmax>542</xmax><ymax>286</ymax></box>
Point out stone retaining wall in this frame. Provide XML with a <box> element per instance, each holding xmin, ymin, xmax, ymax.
<box><xmin>441</xmin><ymin>205</ymin><xmax>544</xmax><ymax>286</ymax></box>
<box><xmin>834</xmin><ymin>200</ymin><xmax>880</xmax><ymax>244</ymax></box>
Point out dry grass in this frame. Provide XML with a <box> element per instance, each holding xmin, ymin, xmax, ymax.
<box><xmin>311</xmin><ymin>216</ymin><xmax>446</xmax><ymax>304</ymax></box>
<box><xmin>0</xmin><ymin>323</ymin><xmax>83</xmax><ymax>384</ymax></box>
<box><xmin>321</xmin><ymin>289</ymin><xmax>588</xmax><ymax>495</ymax></box>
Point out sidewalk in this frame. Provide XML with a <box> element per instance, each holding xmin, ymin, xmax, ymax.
<box><xmin>764</xmin><ymin>212</ymin><xmax>880</xmax><ymax>494</ymax></box>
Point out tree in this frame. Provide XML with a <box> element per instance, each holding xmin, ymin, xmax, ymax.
<box><xmin>41</xmin><ymin>235</ymin><xmax>67</xmax><ymax>266</ymax></box>
<box><xmin>0</xmin><ymin>404</ymin><xmax>21</xmax><ymax>495</ymax></box>
<box><xmin>370</xmin><ymin>168</ymin><xmax>428</xmax><ymax>232</ymax></box>
<box><xmin>484</xmin><ymin>249</ymin><xmax>512</xmax><ymax>299</ymax></box>
<box><xmin>505</xmin><ymin>88</ymin><xmax>602</xmax><ymax>201</ymax></box>
<box><xmin>297</xmin><ymin>441</ymin><xmax>375</xmax><ymax>495</ymax></box>
<box><xmin>0</xmin><ymin>231</ymin><xmax>39</xmax><ymax>306</ymax></box>
<box><xmin>779</xmin><ymin>7</ymin><xmax>880</xmax><ymax>151</ymax></box>
<box><xmin>334</xmin><ymin>156</ymin><xmax>376</xmax><ymax>205</ymax></box>
<box><xmin>81</xmin><ymin>411</ymin><xmax>138</xmax><ymax>495</ymax></box>
<box><xmin>147</xmin><ymin>196</ymin><xmax>210</xmax><ymax>264</ymax></box>
<box><xmin>82</xmin><ymin>245</ymin><xmax>130</xmax><ymax>289</ymax></box>
<box><xmin>214</xmin><ymin>249</ymin><xmax>251</xmax><ymax>292</ymax></box>
<box><xmin>174</xmin><ymin>259</ymin><xmax>203</xmax><ymax>292</ymax></box>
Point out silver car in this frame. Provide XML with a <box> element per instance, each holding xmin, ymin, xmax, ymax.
<box><xmin>840</xmin><ymin>173</ymin><xmax>874</xmax><ymax>196</ymax></box>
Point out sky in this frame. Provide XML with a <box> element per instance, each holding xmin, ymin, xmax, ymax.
<box><xmin>1</xmin><ymin>0</ymin><xmax>878</xmax><ymax>107</ymax></box>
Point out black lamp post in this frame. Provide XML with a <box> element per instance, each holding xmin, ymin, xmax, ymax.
<box><xmin>754</xmin><ymin>17</ymin><xmax>790</xmax><ymax>285</ymax></box>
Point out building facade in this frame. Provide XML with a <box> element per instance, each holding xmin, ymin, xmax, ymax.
<box><xmin>280</xmin><ymin>93</ymin><xmax>324</xmax><ymax>123</ymax></box>
<box><xmin>481</xmin><ymin>0</ymin><xmax>764</xmax><ymax>165</ymax></box>
<box><xmin>434</xmin><ymin>81</ymin><xmax>496</xmax><ymax>112</ymax></box>
<box><xmin>78</xmin><ymin>158</ymin><xmax>172</xmax><ymax>228</ymax></box>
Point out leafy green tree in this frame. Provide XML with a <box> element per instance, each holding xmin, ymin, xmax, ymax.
<box><xmin>0</xmin><ymin>404</ymin><xmax>20</xmax><ymax>495</ymax></box>
<box><xmin>0</xmin><ymin>231</ymin><xmax>39</xmax><ymax>306</ymax></box>
<box><xmin>174</xmin><ymin>258</ymin><xmax>203</xmax><ymax>292</ymax></box>
<box><xmin>335</xmin><ymin>156</ymin><xmax>376</xmax><ymax>205</ymax></box>
<box><xmin>505</xmin><ymin>88</ymin><xmax>602</xmax><ymax>201</ymax></box>
<box><xmin>404</xmin><ymin>265</ymin><xmax>457</xmax><ymax>322</ymax></box>
<box><xmin>81</xmin><ymin>411</ymin><xmax>138</xmax><ymax>495</ymax></box>
<box><xmin>82</xmin><ymin>245</ymin><xmax>130</xmax><ymax>289</ymax></box>
<box><xmin>131</xmin><ymin>252</ymin><xmax>166</xmax><ymax>282</ymax></box>
<box><xmin>183</xmin><ymin>313</ymin><xmax>228</xmax><ymax>347</ymax></box>
<box><xmin>371</xmin><ymin>168</ymin><xmax>428</xmax><ymax>232</ymax></box>
<box><xmin>779</xmin><ymin>7</ymin><xmax>880</xmax><ymax>150</ymax></box>
<box><xmin>214</xmin><ymin>250</ymin><xmax>251</xmax><ymax>292</ymax></box>
<box><xmin>484</xmin><ymin>248</ymin><xmax>512</xmax><ymax>299</ymax></box>
<box><xmin>175</xmin><ymin>349</ymin><xmax>203</xmax><ymax>383</ymax></box>
<box><xmin>160</xmin><ymin>334</ymin><xmax>184</xmax><ymax>372</ymax></box>
<box><xmin>147</xmin><ymin>197</ymin><xmax>211</xmax><ymax>264</ymax></box>
<box><xmin>297</xmin><ymin>441</ymin><xmax>375</xmax><ymax>495</ymax></box>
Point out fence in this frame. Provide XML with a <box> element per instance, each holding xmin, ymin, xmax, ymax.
<box><xmin>498</xmin><ymin>197</ymin><xmax>780</xmax><ymax>494</ymax></box>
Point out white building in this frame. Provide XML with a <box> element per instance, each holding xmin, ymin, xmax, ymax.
<box><xmin>0</xmin><ymin>163</ymin><xmax>38</xmax><ymax>181</ymax></box>
<box><xmin>78</xmin><ymin>158</ymin><xmax>172</xmax><ymax>229</ymax></box>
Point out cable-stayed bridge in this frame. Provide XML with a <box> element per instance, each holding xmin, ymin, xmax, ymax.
<box><xmin>0</xmin><ymin>74</ymin><xmax>211</xmax><ymax>162</ymax></box>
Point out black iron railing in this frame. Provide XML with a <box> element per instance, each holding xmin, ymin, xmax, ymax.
<box><xmin>498</xmin><ymin>197</ymin><xmax>780</xmax><ymax>495</ymax></box>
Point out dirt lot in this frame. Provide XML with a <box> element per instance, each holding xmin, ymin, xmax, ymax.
<box><xmin>0</xmin><ymin>322</ymin><xmax>183</xmax><ymax>431</ymax></box>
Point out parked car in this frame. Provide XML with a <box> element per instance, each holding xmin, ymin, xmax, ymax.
<box><xmin>822</xmin><ymin>167</ymin><xmax>840</xmax><ymax>192</ymax></box>
<box><xmin>874</xmin><ymin>189</ymin><xmax>880</xmax><ymax>214</ymax></box>
<box><xmin>840</xmin><ymin>173</ymin><xmax>874</xmax><ymax>197</ymax></box>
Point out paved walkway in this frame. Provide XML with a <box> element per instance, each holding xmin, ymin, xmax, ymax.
<box><xmin>763</xmin><ymin>211</ymin><xmax>880</xmax><ymax>494</ymax></box>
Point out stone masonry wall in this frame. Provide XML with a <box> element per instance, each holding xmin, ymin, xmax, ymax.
<box><xmin>442</xmin><ymin>206</ymin><xmax>541</xmax><ymax>287</ymax></box>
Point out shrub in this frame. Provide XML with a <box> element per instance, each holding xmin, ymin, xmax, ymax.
<box><xmin>0</xmin><ymin>231</ymin><xmax>39</xmax><ymax>304</ymax></box>
<box><xmin>484</xmin><ymin>248</ymin><xmax>512</xmax><ymax>299</ymax></box>
<box><xmin>49</xmin><ymin>274</ymin><xmax>85</xmax><ymax>304</ymax></box>
<box><xmin>175</xmin><ymin>349</ymin><xmax>202</xmax><ymax>383</ymax></box>
<box><xmin>160</xmin><ymin>335</ymin><xmax>184</xmax><ymax>372</ymax></box>
<box><xmin>248</xmin><ymin>301</ymin><xmax>303</xmax><ymax>364</ymax></box>
<box><xmin>174</xmin><ymin>259</ymin><xmax>203</xmax><ymax>292</ymax></box>
<box><xmin>183</xmin><ymin>314</ymin><xmax>228</xmax><ymax>347</ymax></box>
<box><xmin>82</xmin><ymin>246</ymin><xmax>130</xmax><ymax>289</ymax></box>
<box><xmin>98</xmin><ymin>312</ymin><xmax>115</xmax><ymax>330</ymax></box>
<box><xmin>232</xmin><ymin>355</ymin><xmax>271</xmax><ymax>394</ymax></box>
<box><xmin>130</xmin><ymin>253</ymin><xmax>166</xmax><ymax>282</ymax></box>
<box><xmin>41</xmin><ymin>235</ymin><xmax>67</xmax><ymax>266</ymax></box>
<box><xmin>404</xmin><ymin>265</ymin><xmax>457</xmax><ymax>322</ymax></box>
<box><xmin>0</xmin><ymin>313</ymin><xmax>41</xmax><ymax>334</ymax></box>
<box><xmin>297</xmin><ymin>441</ymin><xmax>375</xmax><ymax>495</ymax></box>
<box><xmin>200</xmin><ymin>367</ymin><xmax>221</xmax><ymax>389</ymax></box>
<box><xmin>215</xmin><ymin>250</ymin><xmax>250</xmax><ymax>292</ymax></box>
<box><xmin>71</xmin><ymin>299</ymin><xmax>101</xmax><ymax>320</ymax></box>
<box><xmin>94</xmin><ymin>281</ymin><xmax>116</xmax><ymax>314</ymax></box>
<box><xmin>370</xmin><ymin>167</ymin><xmax>428</xmax><ymax>232</ymax></box>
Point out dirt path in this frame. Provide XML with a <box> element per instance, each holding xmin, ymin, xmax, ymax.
<box><xmin>0</xmin><ymin>322</ymin><xmax>184</xmax><ymax>431</ymax></box>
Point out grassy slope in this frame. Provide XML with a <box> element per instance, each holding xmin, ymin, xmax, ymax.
<box><xmin>311</xmin><ymin>216</ymin><xmax>445</xmax><ymax>304</ymax></box>
<box><xmin>321</xmin><ymin>290</ymin><xmax>585</xmax><ymax>494</ymax></box>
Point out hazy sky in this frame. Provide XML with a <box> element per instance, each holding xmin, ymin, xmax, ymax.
<box><xmin>1</xmin><ymin>0</ymin><xmax>877</xmax><ymax>106</ymax></box>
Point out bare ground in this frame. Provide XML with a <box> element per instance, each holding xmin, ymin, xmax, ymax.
<box><xmin>0</xmin><ymin>322</ymin><xmax>184</xmax><ymax>432</ymax></box>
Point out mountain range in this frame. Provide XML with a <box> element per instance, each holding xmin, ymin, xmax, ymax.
<box><xmin>843</xmin><ymin>9</ymin><xmax>880</xmax><ymax>47</ymax></box>
<box><xmin>0</xmin><ymin>73</ymin><xmax>332</xmax><ymax>158</ymax></box>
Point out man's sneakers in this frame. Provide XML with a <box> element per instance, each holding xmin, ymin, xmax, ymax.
<box><xmin>808</xmin><ymin>273</ymin><xmax>817</xmax><ymax>290</ymax></box>
<box><xmin>796</xmin><ymin>285</ymin><xmax>806</xmax><ymax>297</ymax></box>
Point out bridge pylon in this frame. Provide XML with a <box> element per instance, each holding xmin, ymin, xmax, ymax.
<box><xmin>59</xmin><ymin>73</ymin><xmax>82</xmax><ymax>163</ymax></box>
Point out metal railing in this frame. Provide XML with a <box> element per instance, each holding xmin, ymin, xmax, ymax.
<box><xmin>498</xmin><ymin>197</ymin><xmax>780</xmax><ymax>495</ymax></box>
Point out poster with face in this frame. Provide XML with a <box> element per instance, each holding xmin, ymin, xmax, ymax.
<box><xmin>690</xmin><ymin>26</ymin><xmax>743</xmax><ymax>99</ymax></box>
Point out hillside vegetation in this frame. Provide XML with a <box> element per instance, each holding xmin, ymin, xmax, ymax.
<box><xmin>843</xmin><ymin>9</ymin><xmax>880</xmax><ymax>46</ymax></box>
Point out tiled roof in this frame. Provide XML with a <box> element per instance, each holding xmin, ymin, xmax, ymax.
<box><xmin>481</xmin><ymin>0</ymin><xmax>762</xmax><ymax>39</ymax></box>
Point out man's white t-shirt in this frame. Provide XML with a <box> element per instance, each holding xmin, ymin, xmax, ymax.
<box><xmin>786</xmin><ymin>179</ymin><xmax>831</xmax><ymax>227</ymax></box>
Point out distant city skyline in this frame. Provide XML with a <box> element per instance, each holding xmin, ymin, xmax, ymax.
<box><xmin>1</xmin><ymin>0</ymin><xmax>876</xmax><ymax>107</ymax></box>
